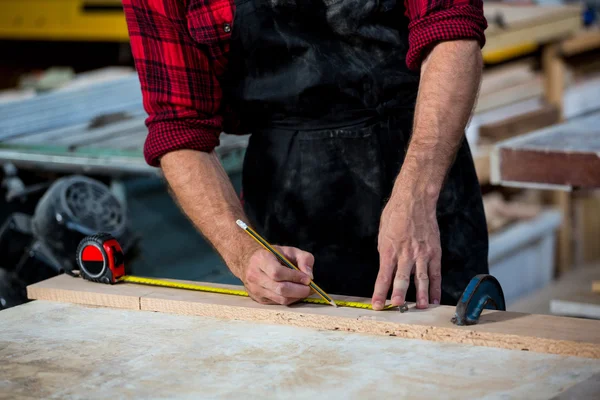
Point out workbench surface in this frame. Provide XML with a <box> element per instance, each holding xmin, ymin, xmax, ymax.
<box><xmin>2</xmin><ymin>301</ymin><xmax>600</xmax><ymax>399</ymax></box>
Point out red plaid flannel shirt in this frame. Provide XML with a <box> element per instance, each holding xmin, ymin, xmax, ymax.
<box><xmin>123</xmin><ymin>0</ymin><xmax>487</xmax><ymax>166</ymax></box>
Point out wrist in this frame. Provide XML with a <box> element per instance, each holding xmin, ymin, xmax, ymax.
<box><xmin>222</xmin><ymin>232</ymin><xmax>263</xmax><ymax>280</ymax></box>
<box><xmin>391</xmin><ymin>161</ymin><xmax>442</xmax><ymax>210</ymax></box>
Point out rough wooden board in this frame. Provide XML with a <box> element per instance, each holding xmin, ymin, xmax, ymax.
<box><xmin>550</xmin><ymin>293</ymin><xmax>600</xmax><ymax>319</ymax></box>
<box><xmin>2</xmin><ymin>301</ymin><xmax>600</xmax><ymax>400</ymax></box>
<box><xmin>491</xmin><ymin>113</ymin><xmax>600</xmax><ymax>188</ymax></box>
<box><xmin>27</xmin><ymin>274</ymin><xmax>600</xmax><ymax>359</ymax></box>
<box><xmin>510</xmin><ymin>264</ymin><xmax>600</xmax><ymax>315</ymax></box>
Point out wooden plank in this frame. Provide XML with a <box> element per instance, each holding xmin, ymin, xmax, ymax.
<box><xmin>26</xmin><ymin>274</ymin><xmax>154</xmax><ymax>310</ymax></box>
<box><xmin>484</xmin><ymin>15</ymin><xmax>582</xmax><ymax>57</ymax></box>
<box><xmin>560</xmin><ymin>30</ymin><xmax>600</xmax><ymax>57</ymax></box>
<box><xmin>475</xmin><ymin>78</ymin><xmax>543</xmax><ymax>114</ymax></box>
<box><xmin>550</xmin><ymin>293</ymin><xmax>600</xmax><ymax>319</ymax></box>
<box><xmin>479</xmin><ymin>61</ymin><xmax>536</xmax><ymax>97</ymax></box>
<box><xmin>479</xmin><ymin>105</ymin><xmax>560</xmax><ymax>141</ymax></box>
<box><xmin>492</xmin><ymin>114</ymin><xmax>600</xmax><ymax>188</ymax></box>
<box><xmin>27</xmin><ymin>274</ymin><xmax>600</xmax><ymax>359</ymax></box>
<box><xmin>3</xmin><ymin>301</ymin><xmax>600</xmax><ymax>399</ymax></box>
<box><xmin>485</xmin><ymin>4</ymin><xmax>583</xmax><ymax>34</ymax></box>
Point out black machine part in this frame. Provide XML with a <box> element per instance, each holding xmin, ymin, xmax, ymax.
<box><xmin>30</xmin><ymin>175</ymin><xmax>133</xmax><ymax>274</ymax></box>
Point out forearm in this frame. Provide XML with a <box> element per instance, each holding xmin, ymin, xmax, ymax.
<box><xmin>393</xmin><ymin>40</ymin><xmax>482</xmax><ymax>205</ymax></box>
<box><xmin>160</xmin><ymin>149</ymin><xmax>259</xmax><ymax>279</ymax></box>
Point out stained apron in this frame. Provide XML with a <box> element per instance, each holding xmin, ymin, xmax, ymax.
<box><xmin>224</xmin><ymin>0</ymin><xmax>489</xmax><ymax>305</ymax></box>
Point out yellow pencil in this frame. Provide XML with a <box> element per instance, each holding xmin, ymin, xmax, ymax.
<box><xmin>236</xmin><ymin>219</ymin><xmax>338</xmax><ymax>307</ymax></box>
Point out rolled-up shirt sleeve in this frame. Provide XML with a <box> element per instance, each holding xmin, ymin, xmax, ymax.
<box><xmin>123</xmin><ymin>0</ymin><xmax>229</xmax><ymax>166</ymax></box>
<box><xmin>404</xmin><ymin>0</ymin><xmax>488</xmax><ymax>70</ymax></box>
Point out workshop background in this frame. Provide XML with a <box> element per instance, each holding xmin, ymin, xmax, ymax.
<box><xmin>0</xmin><ymin>0</ymin><xmax>599</xmax><ymax>316</ymax></box>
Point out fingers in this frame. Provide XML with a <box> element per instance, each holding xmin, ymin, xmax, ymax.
<box><xmin>428</xmin><ymin>254</ymin><xmax>442</xmax><ymax>306</ymax></box>
<box><xmin>391</xmin><ymin>258</ymin><xmax>412</xmax><ymax>307</ymax></box>
<box><xmin>244</xmin><ymin>247</ymin><xmax>314</xmax><ymax>306</ymax></box>
<box><xmin>260</xmin><ymin>269</ymin><xmax>312</xmax><ymax>299</ymax></box>
<box><xmin>246</xmin><ymin>283</ymin><xmax>303</xmax><ymax>306</ymax></box>
<box><xmin>372</xmin><ymin>254</ymin><xmax>396</xmax><ymax>311</ymax></box>
<box><xmin>414</xmin><ymin>258</ymin><xmax>429</xmax><ymax>309</ymax></box>
<box><xmin>260</xmin><ymin>256</ymin><xmax>311</xmax><ymax>285</ymax></box>
<box><xmin>280</xmin><ymin>246</ymin><xmax>314</xmax><ymax>279</ymax></box>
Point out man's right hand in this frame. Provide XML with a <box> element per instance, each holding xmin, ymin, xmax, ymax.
<box><xmin>240</xmin><ymin>246</ymin><xmax>315</xmax><ymax>305</ymax></box>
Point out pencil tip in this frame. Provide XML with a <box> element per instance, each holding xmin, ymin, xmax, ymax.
<box><xmin>331</xmin><ymin>301</ymin><xmax>338</xmax><ymax>308</ymax></box>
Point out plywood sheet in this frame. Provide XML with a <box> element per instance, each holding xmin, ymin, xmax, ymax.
<box><xmin>27</xmin><ymin>274</ymin><xmax>600</xmax><ymax>359</ymax></box>
<box><xmin>3</xmin><ymin>301</ymin><xmax>600</xmax><ymax>399</ymax></box>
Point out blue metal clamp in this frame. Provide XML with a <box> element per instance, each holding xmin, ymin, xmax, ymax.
<box><xmin>451</xmin><ymin>274</ymin><xmax>506</xmax><ymax>326</ymax></box>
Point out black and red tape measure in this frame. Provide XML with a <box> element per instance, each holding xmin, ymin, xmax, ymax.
<box><xmin>75</xmin><ymin>233</ymin><xmax>125</xmax><ymax>284</ymax></box>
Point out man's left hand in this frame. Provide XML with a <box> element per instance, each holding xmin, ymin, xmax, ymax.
<box><xmin>372</xmin><ymin>188</ymin><xmax>442</xmax><ymax>310</ymax></box>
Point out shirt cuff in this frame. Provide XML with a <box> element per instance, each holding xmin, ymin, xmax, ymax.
<box><xmin>143</xmin><ymin>120</ymin><xmax>222</xmax><ymax>167</ymax></box>
<box><xmin>407</xmin><ymin>5</ymin><xmax>488</xmax><ymax>71</ymax></box>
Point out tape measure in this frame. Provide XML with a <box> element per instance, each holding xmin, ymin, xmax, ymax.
<box><xmin>76</xmin><ymin>234</ymin><xmax>399</xmax><ymax>311</ymax></box>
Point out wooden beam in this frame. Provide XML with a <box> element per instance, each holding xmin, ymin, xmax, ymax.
<box><xmin>550</xmin><ymin>293</ymin><xmax>600</xmax><ymax>320</ymax></box>
<box><xmin>479</xmin><ymin>105</ymin><xmax>560</xmax><ymax>141</ymax></box>
<box><xmin>560</xmin><ymin>30</ymin><xmax>600</xmax><ymax>57</ymax></box>
<box><xmin>27</xmin><ymin>275</ymin><xmax>600</xmax><ymax>359</ymax></box>
<box><xmin>491</xmin><ymin>114</ymin><xmax>600</xmax><ymax>188</ymax></box>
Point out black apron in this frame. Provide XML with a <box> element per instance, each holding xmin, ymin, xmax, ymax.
<box><xmin>223</xmin><ymin>0</ymin><xmax>489</xmax><ymax>305</ymax></box>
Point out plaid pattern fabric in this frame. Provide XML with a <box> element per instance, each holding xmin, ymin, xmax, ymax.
<box><xmin>124</xmin><ymin>0</ymin><xmax>486</xmax><ymax>166</ymax></box>
<box><xmin>405</xmin><ymin>0</ymin><xmax>487</xmax><ymax>68</ymax></box>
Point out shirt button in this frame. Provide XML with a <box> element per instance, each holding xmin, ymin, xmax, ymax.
<box><xmin>223</xmin><ymin>23</ymin><xmax>231</xmax><ymax>33</ymax></box>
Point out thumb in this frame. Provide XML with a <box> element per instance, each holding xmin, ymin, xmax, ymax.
<box><xmin>279</xmin><ymin>246</ymin><xmax>314</xmax><ymax>280</ymax></box>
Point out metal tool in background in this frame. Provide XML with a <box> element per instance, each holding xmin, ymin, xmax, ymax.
<box><xmin>0</xmin><ymin>175</ymin><xmax>137</xmax><ymax>310</ymax></box>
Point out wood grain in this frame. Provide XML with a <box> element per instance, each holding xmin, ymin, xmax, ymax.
<box><xmin>27</xmin><ymin>275</ymin><xmax>600</xmax><ymax>359</ymax></box>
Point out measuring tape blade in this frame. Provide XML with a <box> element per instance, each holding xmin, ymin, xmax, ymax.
<box><xmin>119</xmin><ymin>275</ymin><xmax>397</xmax><ymax>311</ymax></box>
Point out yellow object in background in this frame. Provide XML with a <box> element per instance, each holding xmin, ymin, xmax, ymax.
<box><xmin>0</xmin><ymin>0</ymin><xmax>129</xmax><ymax>41</ymax></box>
<box><xmin>483</xmin><ymin>42</ymin><xmax>540</xmax><ymax>64</ymax></box>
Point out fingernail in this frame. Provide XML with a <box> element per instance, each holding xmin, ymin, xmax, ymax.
<box><xmin>306</xmin><ymin>267</ymin><xmax>313</xmax><ymax>280</ymax></box>
<box><xmin>373</xmin><ymin>301</ymin><xmax>383</xmax><ymax>310</ymax></box>
<box><xmin>433</xmin><ymin>299</ymin><xmax>440</xmax><ymax>305</ymax></box>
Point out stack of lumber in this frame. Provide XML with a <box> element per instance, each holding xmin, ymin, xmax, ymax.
<box><xmin>483</xmin><ymin>3</ymin><xmax>583</xmax><ymax>62</ymax></box>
